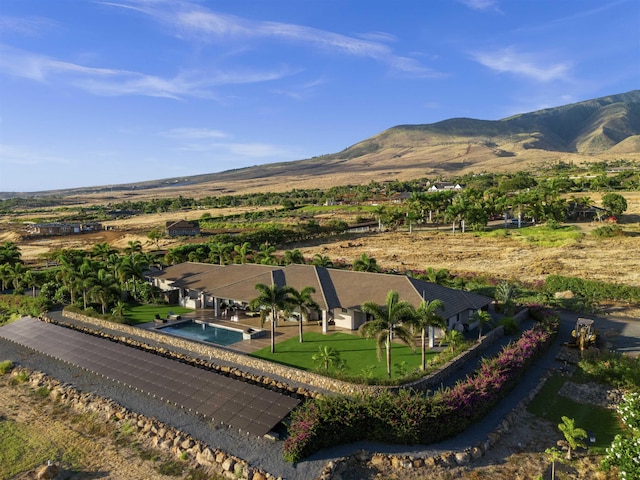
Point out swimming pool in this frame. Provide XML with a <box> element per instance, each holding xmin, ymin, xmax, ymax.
<box><xmin>159</xmin><ymin>320</ymin><xmax>243</xmax><ymax>346</ymax></box>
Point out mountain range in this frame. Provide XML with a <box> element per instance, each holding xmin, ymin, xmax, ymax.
<box><xmin>4</xmin><ymin>90</ymin><xmax>640</xmax><ymax>199</ymax></box>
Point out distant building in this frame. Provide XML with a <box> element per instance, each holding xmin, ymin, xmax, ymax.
<box><xmin>25</xmin><ymin>222</ymin><xmax>102</xmax><ymax>236</ymax></box>
<box><xmin>428</xmin><ymin>182</ymin><xmax>464</xmax><ymax>192</ymax></box>
<box><xmin>166</xmin><ymin>220</ymin><xmax>200</xmax><ymax>237</ymax></box>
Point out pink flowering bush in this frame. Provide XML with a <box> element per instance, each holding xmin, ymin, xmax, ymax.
<box><xmin>283</xmin><ymin>312</ymin><xmax>559</xmax><ymax>463</ymax></box>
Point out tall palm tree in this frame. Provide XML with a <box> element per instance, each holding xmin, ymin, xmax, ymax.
<box><xmin>473</xmin><ymin>310</ymin><xmax>494</xmax><ymax>339</ymax></box>
<box><xmin>0</xmin><ymin>263</ymin><xmax>13</xmax><ymax>291</ymax></box>
<box><xmin>208</xmin><ymin>241</ymin><xmax>233</xmax><ymax>265</ymax></box>
<box><xmin>123</xmin><ymin>240</ymin><xmax>143</xmax><ymax>257</ymax></box>
<box><xmin>91</xmin><ymin>242</ymin><xmax>117</xmax><ymax>261</ymax></box>
<box><xmin>288</xmin><ymin>286</ymin><xmax>319</xmax><ymax>342</ymax></box>
<box><xmin>91</xmin><ymin>268</ymin><xmax>119</xmax><ymax>314</ymax></box>
<box><xmin>249</xmin><ymin>282</ymin><xmax>295</xmax><ymax>353</ymax></box>
<box><xmin>353</xmin><ymin>253</ymin><xmax>380</xmax><ymax>272</ymax></box>
<box><xmin>0</xmin><ymin>241</ymin><xmax>22</xmax><ymax>266</ymax></box>
<box><xmin>77</xmin><ymin>259</ymin><xmax>98</xmax><ymax>309</ymax></box>
<box><xmin>495</xmin><ymin>281</ymin><xmax>517</xmax><ymax>314</ymax></box>
<box><xmin>117</xmin><ymin>253</ymin><xmax>148</xmax><ymax>299</ymax></box>
<box><xmin>359</xmin><ymin>290</ymin><xmax>415</xmax><ymax>378</ymax></box>
<box><xmin>412</xmin><ymin>299</ymin><xmax>445</xmax><ymax>370</ymax></box>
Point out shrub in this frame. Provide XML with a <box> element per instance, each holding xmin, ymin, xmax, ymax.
<box><xmin>283</xmin><ymin>318</ymin><xmax>558</xmax><ymax>462</ymax></box>
<box><xmin>592</xmin><ymin>224</ymin><xmax>624</xmax><ymax>238</ymax></box>
<box><xmin>0</xmin><ymin>360</ymin><xmax>14</xmax><ymax>375</ymax></box>
<box><xmin>579</xmin><ymin>350</ymin><xmax>640</xmax><ymax>392</ymax></box>
<box><xmin>498</xmin><ymin>317</ymin><xmax>519</xmax><ymax>335</ymax></box>
<box><xmin>602</xmin><ymin>392</ymin><xmax>640</xmax><ymax>479</ymax></box>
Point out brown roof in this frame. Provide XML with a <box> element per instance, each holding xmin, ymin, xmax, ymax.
<box><xmin>162</xmin><ymin>263</ymin><xmax>491</xmax><ymax>317</ymax></box>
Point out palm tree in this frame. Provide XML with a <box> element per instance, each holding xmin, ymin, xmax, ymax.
<box><xmin>311</xmin><ymin>345</ymin><xmax>343</xmax><ymax>372</ymax></box>
<box><xmin>233</xmin><ymin>242</ymin><xmax>253</xmax><ymax>264</ymax></box>
<box><xmin>558</xmin><ymin>416</ymin><xmax>587</xmax><ymax>460</ymax></box>
<box><xmin>495</xmin><ymin>281</ymin><xmax>517</xmax><ymax>314</ymax></box>
<box><xmin>249</xmin><ymin>282</ymin><xmax>296</xmax><ymax>353</ymax></box>
<box><xmin>283</xmin><ymin>248</ymin><xmax>305</xmax><ymax>265</ymax></box>
<box><xmin>117</xmin><ymin>253</ymin><xmax>148</xmax><ymax>299</ymax></box>
<box><xmin>21</xmin><ymin>269</ymin><xmax>38</xmax><ymax>297</ymax></box>
<box><xmin>208</xmin><ymin>241</ymin><xmax>233</xmax><ymax>265</ymax></box>
<box><xmin>439</xmin><ymin>328</ymin><xmax>464</xmax><ymax>353</ymax></box>
<box><xmin>359</xmin><ymin>290</ymin><xmax>415</xmax><ymax>378</ymax></box>
<box><xmin>0</xmin><ymin>263</ymin><xmax>13</xmax><ymax>291</ymax></box>
<box><xmin>353</xmin><ymin>253</ymin><xmax>380</xmax><ymax>272</ymax></box>
<box><xmin>91</xmin><ymin>269</ymin><xmax>119</xmax><ymax>314</ymax></box>
<box><xmin>312</xmin><ymin>254</ymin><xmax>333</xmax><ymax>267</ymax></box>
<box><xmin>0</xmin><ymin>241</ymin><xmax>21</xmax><ymax>266</ymax></box>
<box><xmin>77</xmin><ymin>259</ymin><xmax>98</xmax><ymax>309</ymax></box>
<box><xmin>123</xmin><ymin>240</ymin><xmax>143</xmax><ymax>257</ymax></box>
<box><xmin>424</xmin><ymin>267</ymin><xmax>450</xmax><ymax>285</ymax></box>
<box><xmin>255</xmin><ymin>243</ymin><xmax>276</xmax><ymax>265</ymax></box>
<box><xmin>111</xmin><ymin>300</ymin><xmax>128</xmax><ymax>319</ymax></box>
<box><xmin>91</xmin><ymin>242</ymin><xmax>116</xmax><ymax>261</ymax></box>
<box><xmin>412</xmin><ymin>299</ymin><xmax>445</xmax><ymax>370</ymax></box>
<box><xmin>288</xmin><ymin>286</ymin><xmax>319</xmax><ymax>342</ymax></box>
<box><xmin>473</xmin><ymin>310</ymin><xmax>494</xmax><ymax>339</ymax></box>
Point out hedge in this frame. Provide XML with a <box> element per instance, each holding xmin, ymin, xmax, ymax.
<box><xmin>283</xmin><ymin>310</ymin><xmax>559</xmax><ymax>462</ymax></box>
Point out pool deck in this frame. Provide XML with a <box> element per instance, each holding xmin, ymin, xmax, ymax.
<box><xmin>151</xmin><ymin>310</ymin><xmax>347</xmax><ymax>355</ymax></box>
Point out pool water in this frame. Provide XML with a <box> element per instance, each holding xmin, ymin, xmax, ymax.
<box><xmin>160</xmin><ymin>320</ymin><xmax>243</xmax><ymax>346</ymax></box>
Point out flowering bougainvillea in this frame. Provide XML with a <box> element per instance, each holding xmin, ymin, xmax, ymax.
<box><xmin>283</xmin><ymin>310</ymin><xmax>559</xmax><ymax>463</ymax></box>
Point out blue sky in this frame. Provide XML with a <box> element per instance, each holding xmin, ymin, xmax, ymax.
<box><xmin>1</xmin><ymin>0</ymin><xmax>638</xmax><ymax>193</ymax></box>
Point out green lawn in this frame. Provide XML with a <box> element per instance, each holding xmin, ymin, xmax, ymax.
<box><xmin>123</xmin><ymin>305</ymin><xmax>194</xmax><ymax>325</ymax></box>
<box><xmin>527</xmin><ymin>375</ymin><xmax>624</xmax><ymax>453</ymax></box>
<box><xmin>249</xmin><ymin>331</ymin><xmax>437</xmax><ymax>381</ymax></box>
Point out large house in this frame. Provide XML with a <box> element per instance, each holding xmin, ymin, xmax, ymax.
<box><xmin>148</xmin><ymin>263</ymin><xmax>492</xmax><ymax>334</ymax></box>
<box><xmin>165</xmin><ymin>220</ymin><xmax>201</xmax><ymax>237</ymax></box>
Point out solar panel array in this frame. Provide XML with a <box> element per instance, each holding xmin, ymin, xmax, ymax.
<box><xmin>0</xmin><ymin>317</ymin><xmax>299</xmax><ymax>436</ymax></box>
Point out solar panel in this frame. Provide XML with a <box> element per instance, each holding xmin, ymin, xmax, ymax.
<box><xmin>0</xmin><ymin>317</ymin><xmax>300</xmax><ymax>436</ymax></box>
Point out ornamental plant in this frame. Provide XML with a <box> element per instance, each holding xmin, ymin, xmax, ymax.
<box><xmin>602</xmin><ymin>392</ymin><xmax>640</xmax><ymax>479</ymax></box>
<box><xmin>283</xmin><ymin>314</ymin><xmax>559</xmax><ymax>463</ymax></box>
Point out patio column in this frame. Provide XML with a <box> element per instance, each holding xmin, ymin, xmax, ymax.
<box><xmin>213</xmin><ymin>298</ymin><xmax>220</xmax><ymax>317</ymax></box>
<box><xmin>322</xmin><ymin>310</ymin><xmax>328</xmax><ymax>334</ymax></box>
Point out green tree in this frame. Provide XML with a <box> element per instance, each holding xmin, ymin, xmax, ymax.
<box><xmin>0</xmin><ymin>241</ymin><xmax>21</xmax><ymax>266</ymax></box>
<box><xmin>91</xmin><ymin>269</ymin><xmax>119</xmax><ymax>314</ymax></box>
<box><xmin>545</xmin><ymin>447</ymin><xmax>564</xmax><ymax>480</ymax></box>
<box><xmin>249</xmin><ymin>283</ymin><xmax>295</xmax><ymax>353</ymax></box>
<box><xmin>91</xmin><ymin>242</ymin><xmax>117</xmax><ymax>261</ymax></box>
<box><xmin>233</xmin><ymin>242</ymin><xmax>253</xmax><ymax>264</ymax></box>
<box><xmin>353</xmin><ymin>253</ymin><xmax>380</xmax><ymax>272</ymax></box>
<box><xmin>601</xmin><ymin>192</ymin><xmax>628</xmax><ymax>217</ymax></box>
<box><xmin>208</xmin><ymin>241</ymin><xmax>233</xmax><ymax>265</ymax></box>
<box><xmin>123</xmin><ymin>240</ymin><xmax>143</xmax><ymax>257</ymax></box>
<box><xmin>473</xmin><ymin>310</ymin><xmax>494</xmax><ymax>339</ymax></box>
<box><xmin>312</xmin><ymin>254</ymin><xmax>333</xmax><ymax>267</ymax></box>
<box><xmin>359</xmin><ymin>290</ymin><xmax>415</xmax><ymax>378</ymax></box>
<box><xmin>146</xmin><ymin>228</ymin><xmax>163</xmax><ymax>249</ymax></box>
<box><xmin>439</xmin><ymin>328</ymin><xmax>464</xmax><ymax>353</ymax></box>
<box><xmin>288</xmin><ymin>286</ymin><xmax>319</xmax><ymax>343</ymax></box>
<box><xmin>255</xmin><ymin>244</ymin><xmax>277</xmax><ymax>265</ymax></box>
<box><xmin>495</xmin><ymin>281</ymin><xmax>517</xmax><ymax>315</ymax></box>
<box><xmin>411</xmin><ymin>299</ymin><xmax>445</xmax><ymax>371</ymax></box>
<box><xmin>283</xmin><ymin>248</ymin><xmax>305</xmax><ymax>265</ymax></box>
<box><xmin>558</xmin><ymin>416</ymin><xmax>587</xmax><ymax>460</ymax></box>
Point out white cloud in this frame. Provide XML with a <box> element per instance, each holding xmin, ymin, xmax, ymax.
<box><xmin>0</xmin><ymin>15</ymin><xmax>58</xmax><ymax>37</ymax></box>
<box><xmin>459</xmin><ymin>0</ymin><xmax>500</xmax><ymax>11</ymax></box>
<box><xmin>105</xmin><ymin>0</ymin><xmax>439</xmax><ymax>77</ymax></box>
<box><xmin>162</xmin><ymin>128</ymin><xmax>229</xmax><ymax>139</ymax></box>
<box><xmin>0</xmin><ymin>44</ymin><xmax>294</xmax><ymax>99</ymax></box>
<box><xmin>472</xmin><ymin>47</ymin><xmax>572</xmax><ymax>82</ymax></box>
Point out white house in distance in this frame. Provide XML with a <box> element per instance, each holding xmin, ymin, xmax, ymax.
<box><xmin>148</xmin><ymin>263</ymin><xmax>492</xmax><ymax>335</ymax></box>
